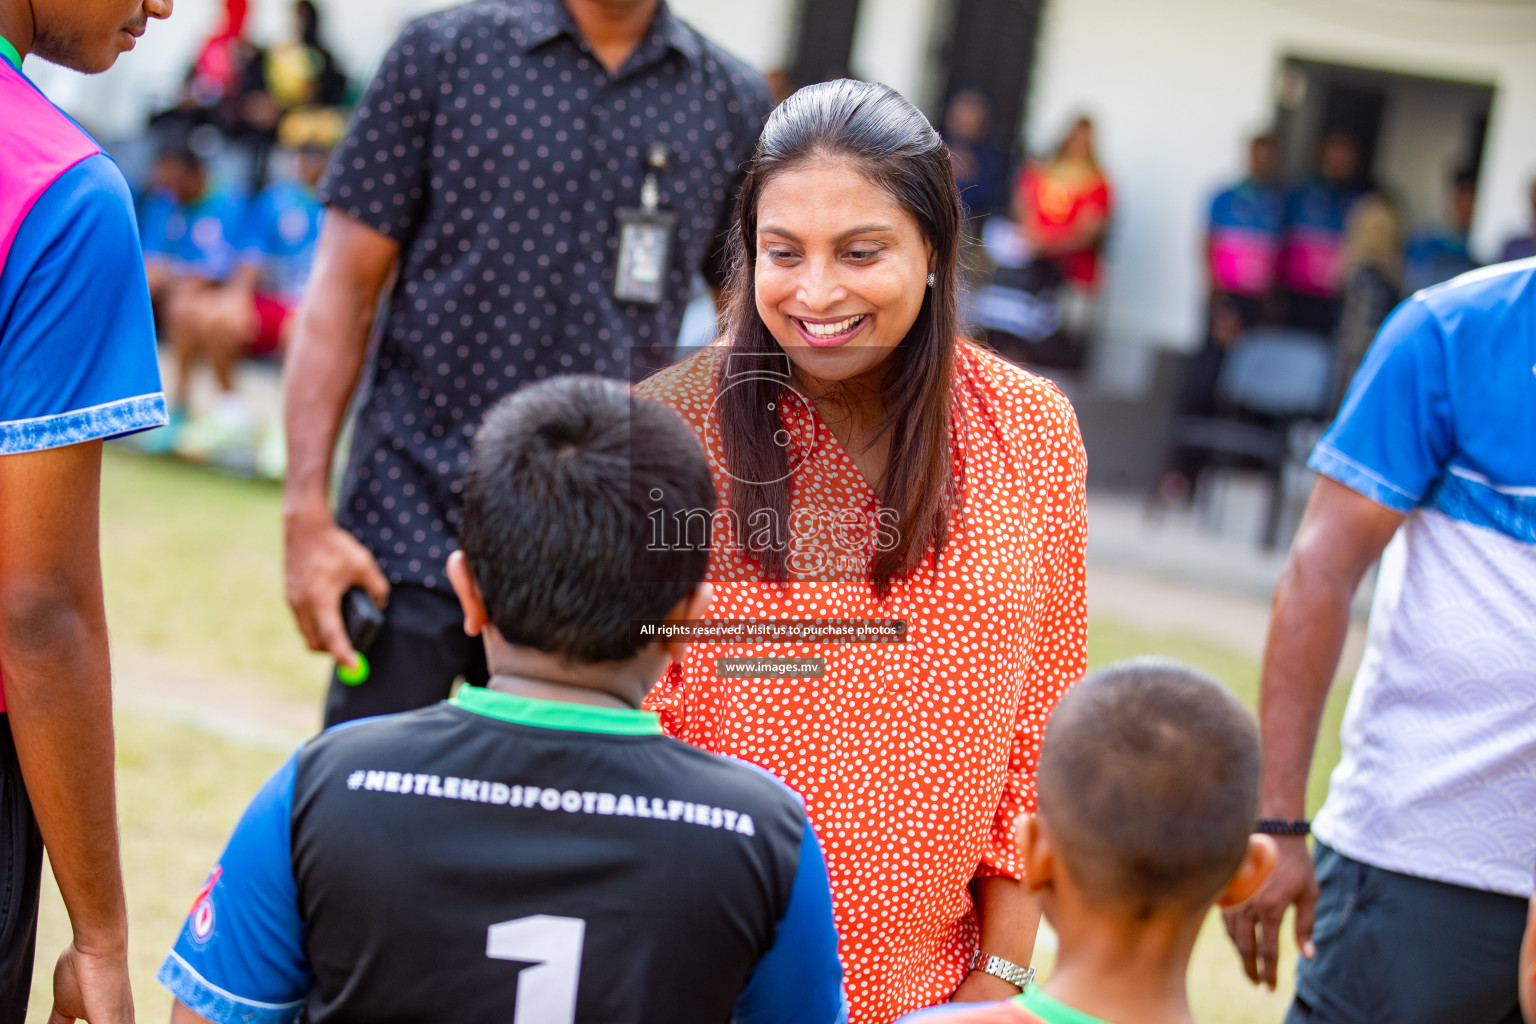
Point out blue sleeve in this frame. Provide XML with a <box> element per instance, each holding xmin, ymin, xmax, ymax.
<box><xmin>0</xmin><ymin>155</ymin><xmax>166</xmax><ymax>455</ymax></box>
<box><xmin>157</xmin><ymin>753</ymin><xmax>312</xmax><ymax>1024</ymax></box>
<box><xmin>1208</xmin><ymin>188</ymin><xmax>1227</xmax><ymax>230</ymax></box>
<box><xmin>137</xmin><ymin>192</ymin><xmax>173</xmax><ymax>257</ymax></box>
<box><xmin>1308</xmin><ymin>294</ymin><xmax>1452</xmax><ymax>512</ymax></box>
<box><xmin>187</xmin><ymin>194</ymin><xmax>245</xmax><ymax>281</ymax></box>
<box><xmin>732</xmin><ymin>822</ymin><xmax>847</xmax><ymax>1024</ymax></box>
<box><xmin>239</xmin><ymin>191</ymin><xmax>276</xmax><ymax>264</ymax></box>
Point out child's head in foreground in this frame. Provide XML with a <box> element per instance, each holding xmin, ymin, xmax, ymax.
<box><xmin>448</xmin><ymin>375</ymin><xmax>714</xmax><ymax>675</ymax></box>
<box><xmin>1020</xmin><ymin>658</ymin><xmax>1275</xmax><ymax>930</ymax></box>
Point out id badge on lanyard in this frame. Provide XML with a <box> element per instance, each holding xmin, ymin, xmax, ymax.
<box><xmin>613</xmin><ymin>142</ymin><xmax>677</xmax><ymax>306</ymax></box>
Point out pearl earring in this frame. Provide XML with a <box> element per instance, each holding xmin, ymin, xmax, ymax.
<box><xmin>926</xmin><ymin>272</ymin><xmax>935</xmax><ymax>288</ymax></box>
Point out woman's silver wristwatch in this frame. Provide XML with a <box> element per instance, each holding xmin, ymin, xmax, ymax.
<box><xmin>969</xmin><ymin>950</ymin><xmax>1036</xmax><ymax>990</ymax></box>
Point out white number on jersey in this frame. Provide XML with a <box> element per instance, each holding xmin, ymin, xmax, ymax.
<box><xmin>486</xmin><ymin>915</ymin><xmax>586</xmax><ymax>1024</ymax></box>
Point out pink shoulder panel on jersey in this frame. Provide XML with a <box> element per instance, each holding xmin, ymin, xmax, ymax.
<box><xmin>0</xmin><ymin>58</ymin><xmax>102</xmax><ymax>276</ymax></box>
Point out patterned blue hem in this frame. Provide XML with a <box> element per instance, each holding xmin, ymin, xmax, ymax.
<box><xmin>1426</xmin><ymin>470</ymin><xmax>1536</xmax><ymax>546</ymax></box>
<box><xmin>1307</xmin><ymin>443</ymin><xmax>1418</xmax><ymax>513</ymax></box>
<box><xmin>0</xmin><ymin>393</ymin><xmax>167</xmax><ymax>455</ymax></box>
<box><xmin>157</xmin><ymin>953</ymin><xmax>303</xmax><ymax>1024</ymax></box>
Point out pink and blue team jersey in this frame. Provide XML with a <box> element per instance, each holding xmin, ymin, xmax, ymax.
<box><xmin>240</xmin><ymin>180</ymin><xmax>324</xmax><ymax>303</ymax></box>
<box><xmin>0</xmin><ymin>44</ymin><xmax>167</xmax><ymax>710</ymax></box>
<box><xmin>1208</xmin><ymin>179</ymin><xmax>1283</xmax><ymax>298</ymax></box>
<box><xmin>1278</xmin><ymin>177</ymin><xmax>1364</xmax><ymax>297</ymax></box>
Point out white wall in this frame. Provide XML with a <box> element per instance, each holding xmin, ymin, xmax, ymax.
<box><xmin>848</xmin><ymin>0</ymin><xmax>945</xmax><ymax>110</ymax></box>
<box><xmin>669</xmin><ymin>0</ymin><xmax>795</xmax><ymax>73</ymax></box>
<box><xmin>1027</xmin><ymin>0</ymin><xmax>1536</xmax><ymax>387</ymax></box>
<box><xmin>1373</xmin><ymin>76</ymin><xmax>1490</xmax><ymax>231</ymax></box>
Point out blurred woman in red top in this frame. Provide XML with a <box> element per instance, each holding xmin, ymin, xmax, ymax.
<box><xmin>637</xmin><ymin>80</ymin><xmax>1087</xmax><ymax>1024</ymax></box>
<box><xmin>1015</xmin><ymin>117</ymin><xmax>1112</xmax><ymax>291</ymax></box>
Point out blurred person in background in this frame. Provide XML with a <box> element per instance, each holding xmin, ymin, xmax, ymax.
<box><xmin>764</xmin><ymin>66</ymin><xmax>795</xmax><ymax>105</ymax></box>
<box><xmin>263</xmin><ymin>0</ymin><xmax>347</xmax><ymax>113</ymax></box>
<box><xmin>1158</xmin><ymin>132</ymin><xmax>1284</xmax><ymax>503</ymax></box>
<box><xmin>1401</xmin><ymin>167</ymin><xmax>1479</xmax><ymax>294</ymax></box>
<box><xmin>283</xmin><ymin>0</ymin><xmax>772</xmax><ymax>727</ymax></box>
<box><xmin>1013</xmin><ymin>116</ymin><xmax>1112</xmax><ymax>342</ymax></box>
<box><xmin>1331</xmin><ymin>192</ymin><xmax>1402</xmax><ymax>412</ymax></box>
<box><xmin>182</xmin><ymin>0</ymin><xmax>251</xmax><ymax>114</ymax></box>
<box><xmin>1277</xmin><ymin>130</ymin><xmax>1365</xmax><ymax>336</ymax></box>
<box><xmin>138</xmin><ymin>144</ymin><xmax>246</xmax><ymax>441</ymax></box>
<box><xmin>0</xmin><ymin>0</ymin><xmax>173</xmax><ymax>1021</ymax></box>
<box><xmin>170</xmin><ymin>108</ymin><xmax>340</xmax><ymax>467</ymax></box>
<box><xmin>1498</xmin><ymin>177</ymin><xmax>1536</xmax><ymax>264</ymax></box>
<box><xmin>943</xmin><ymin>88</ymin><xmax>1007</xmax><ymax>228</ymax></box>
<box><xmin>140</xmin><ymin>146</ymin><xmax>239</xmax><ymax>307</ymax></box>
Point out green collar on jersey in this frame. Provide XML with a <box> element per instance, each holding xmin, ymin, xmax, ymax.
<box><xmin>1012</xmin><ymin>986</ymin><xmax>1111</xmax><ymax>1024</ymax></box>
<box><xmin>0</xmin><ymin>36</ymin><xmax>21</xmax><ymax>69</ymax></box>
<box><xmin>452</xmin><ymin>685</ymin><xmax>662</xmax><ymax>736</ymax></box>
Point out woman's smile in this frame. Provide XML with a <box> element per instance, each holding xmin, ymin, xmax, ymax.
<box><xmin>791</xmin><ymin>313</ymin><xmax>871</xmax><ymax>347</ymax></box>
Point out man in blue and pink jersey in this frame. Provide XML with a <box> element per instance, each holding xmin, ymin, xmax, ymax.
<box><xmin>1277</xmin><ymin>130</ymin><xmax>1365</xmax><ymax>336</ymax></box>
<box><xmin>0</xmin><ymin>1</ymin><xmax>172</xmax><ymax>1021</ymax></box>
<box><xmin>1208</xmin><ymin>133</ymin><xmax>1283</xmax><ymax>333</ymax></box>
<box><xmin>1158</xmin><ymin>133</ymin><xmax>1283</xmax><ymax>502</ymax></box>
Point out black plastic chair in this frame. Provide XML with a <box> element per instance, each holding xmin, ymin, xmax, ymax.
<box><xmin>1169</xmin><ymin>326</ymin><xmax>1334</xmax><ymax>549</ymax></box>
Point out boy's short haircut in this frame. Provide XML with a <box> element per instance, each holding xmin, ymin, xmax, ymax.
<box><xmin>1036</xmin><ymin>658</ymin><xmax>1260</xmax><ymax>910</ymax></box>
<box><xmin>458</xmin><ymin>375</ymin><xmax>715</xmax><ymax>663</ymax></box>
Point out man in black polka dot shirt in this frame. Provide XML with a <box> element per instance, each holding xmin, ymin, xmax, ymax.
<box><xmin>280</xmin><ymin>0</ymin><xmax>771</xmax><ymax>726</ymax></box>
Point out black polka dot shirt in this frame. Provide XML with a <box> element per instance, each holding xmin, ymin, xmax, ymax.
<box><xmin>320</xmin><ymin>0</ymin><xmax>771</xmax><ymax>591</ymax></box>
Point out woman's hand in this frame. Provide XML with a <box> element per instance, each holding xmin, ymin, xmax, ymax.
<box><xmin>950</xmin><ymin>970</ymin><xmax>1023</xmax><ymax>1003</ymax></box>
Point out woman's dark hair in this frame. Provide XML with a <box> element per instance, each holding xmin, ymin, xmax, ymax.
<box><xmin>716</xmin><ymin>79</ymin><xmax>962</xmax><ymax>595</ymax></box>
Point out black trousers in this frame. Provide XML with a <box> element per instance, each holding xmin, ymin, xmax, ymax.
<box><xmin>322</xmin><ymin>584</ymin><xmax>488</xmax><ymax>728</ymax></box>
<box><xmin>0</xmin><ymin>715</ymin><xmax>43</xmax><ymax>1024</ymax></box>
<box><xmin>1288</xmin><ymin>843</ymin><xmax>1526</xmax><ymax>1024</ymax></box>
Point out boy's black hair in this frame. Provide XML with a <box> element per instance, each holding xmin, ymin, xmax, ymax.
<box><xmin>1036</xmin><ymin>658</ymin><xmax>1260</xmax><ymax>911</ymax></box>
<box><xmin>458</xmin><ymin>376</ymin><xmax>714</xmax><ymax>663</ymax></box>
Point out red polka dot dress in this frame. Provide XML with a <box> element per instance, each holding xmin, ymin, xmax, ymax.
<box><xmin>637</xmin><ymin>341</ymin><xmax>1087</xmax><ymax>1024</ymax></box>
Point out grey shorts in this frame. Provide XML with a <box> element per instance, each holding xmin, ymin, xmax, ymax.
<box><xmin>1287</xmin><ymin>842</ymin><xmax>1525</xmax><ymax>1024</ymax></box>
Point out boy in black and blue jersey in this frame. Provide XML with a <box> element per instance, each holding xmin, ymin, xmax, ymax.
<box><xmin>157</xmin><ymin>376</ymin><xmax>847</xmax><ymax>1024</ymax></box>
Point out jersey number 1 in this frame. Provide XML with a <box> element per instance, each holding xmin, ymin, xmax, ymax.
<box><xmin>486</xmin><ymin>915</ymin><xmax>586</xmax><ymax>1024</ymax></box>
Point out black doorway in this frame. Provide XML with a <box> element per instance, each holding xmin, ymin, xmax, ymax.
<box><xmin>938</xmin><ymin>0</ymin><xmax>1047</xmax><ymax>165</ymax></box>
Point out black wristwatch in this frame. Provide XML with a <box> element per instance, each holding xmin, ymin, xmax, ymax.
<box><xmin>1256</xmin><ymin>817</ymin><xmax>1311</xmax><ymax>836</ymax></box>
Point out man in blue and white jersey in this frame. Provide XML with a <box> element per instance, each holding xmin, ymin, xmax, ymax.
<box><xmin>1225</xmin><ymin>257</ymin><xmax>1536</xmax><ymax>1021</ymax></box>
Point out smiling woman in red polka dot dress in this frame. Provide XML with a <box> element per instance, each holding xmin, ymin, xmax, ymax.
<box><xmin>637</xmin><ymin>80</ymin><xmax>1087</xmax><ymax>1024</ymax></box>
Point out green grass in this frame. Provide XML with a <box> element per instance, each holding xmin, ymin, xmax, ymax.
<box><xmin>24</xmin><ymin>449</ymin><xmax>1353</xmax><ymax>1024</ymax></box>
<box><xmin>28</xmin><ymin>717</ymin><xmax>290</xmax><ymax>1024</ymax></box>
<box><xmin>97</xmin><ymin>449</ymin><xmax>329</xmax><ymax>703</ymax></box>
